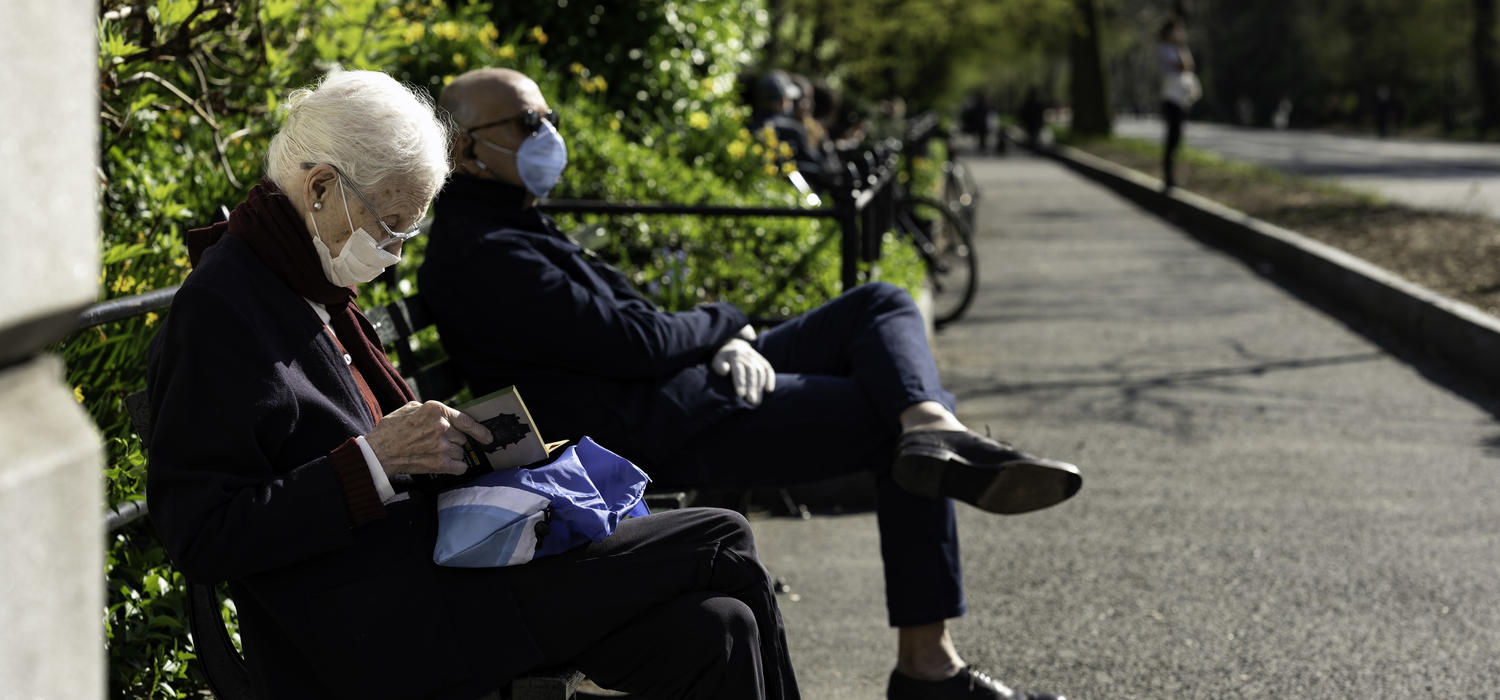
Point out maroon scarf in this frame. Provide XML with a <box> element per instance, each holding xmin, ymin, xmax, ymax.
<box><xmin>186</xmin><ymin>179</ymin><xmax>417</xmax><ymax>412</ymax></box>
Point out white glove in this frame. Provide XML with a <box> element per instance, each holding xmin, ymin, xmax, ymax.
<box><xmin>711</xmin><ymin>337</ymin><xmax>776</xmax><ymax>406</ymax></box>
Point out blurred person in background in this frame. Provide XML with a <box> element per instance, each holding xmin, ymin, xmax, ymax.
<box><xmin>1159</xmin><ymin>15</ymin><xmax>1200</xmax><ymax>189</ymax></box>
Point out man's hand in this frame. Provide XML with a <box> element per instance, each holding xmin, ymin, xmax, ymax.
<box><xmin>711</xmin><ymin>338</ymin><xmax>776</xmax><ymax>406</ymax></box>
<box><xmin>364</xmin><ymin>401</ymin><xmax>494</xmax><ymax>477</ymax></box>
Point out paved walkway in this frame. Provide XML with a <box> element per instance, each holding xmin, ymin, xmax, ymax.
<box><xmin>1116</xmin><ymin>115</ymin><xmax>1500</xmax><ymax>219</ymax></box>
<box><xmin>748</xmin><ymin>154</ymin><xmax>1500</xmax><ymax>698</ymax></box>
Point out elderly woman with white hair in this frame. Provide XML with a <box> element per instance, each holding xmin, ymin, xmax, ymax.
<box><xmin>145</xmin><ymin>70</ymin><xmax>800</xmax><ymax>700</ymax></box>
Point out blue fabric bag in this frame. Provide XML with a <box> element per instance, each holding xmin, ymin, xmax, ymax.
<box><xmin>434</xmin><ymin>436</ymin><xmax>651</xmax><ymax>568</ymax></box>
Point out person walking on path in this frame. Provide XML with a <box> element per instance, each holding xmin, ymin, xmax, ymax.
<box><xmin>1159</xmin><ymin>16</ymin><xmax>1200</xmax><ymax>189</ymax></box>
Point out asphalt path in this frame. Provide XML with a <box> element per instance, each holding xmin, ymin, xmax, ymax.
<box><xmin>747</xmin><ymin>153</ymin><xmax>1500</xmax><ymax>698</ymax></box>
<box><xmin>1115</xmin><ymin>115</ymin><xmax>1500</xmax><ymax>219</ymax></box>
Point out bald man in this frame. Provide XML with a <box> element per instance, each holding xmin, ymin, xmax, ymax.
<box><xmin>420</xmin><ymin>68</ymin><xmax>1079</xmax><ymax>700</ymax></box>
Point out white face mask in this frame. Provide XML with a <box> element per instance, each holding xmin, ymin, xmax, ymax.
<box><xmin>308</xmin><ymin>177</ymin><xmax>402</xmax><ymax>287</ymax></box>
<box><xmin>481</xmin><ymin>119</ymin><xmax>569</xmax><ymax>198</ymax></box>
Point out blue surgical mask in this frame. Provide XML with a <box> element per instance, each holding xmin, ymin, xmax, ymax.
<box><xmin>480</xmin><ymin>120</ymin><xmax>569</xmax><ymax>198</ymax></box>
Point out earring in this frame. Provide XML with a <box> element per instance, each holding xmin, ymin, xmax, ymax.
<box><xmin>312</xmin><ymin>202</ymin><xmax>322</xmax><ymax>211</ymax></box>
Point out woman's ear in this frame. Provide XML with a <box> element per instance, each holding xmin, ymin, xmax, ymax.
<box><xmin>302</xmin><ymin>164</ymin><xmax>338</xmax><ymax>213</ymax></box>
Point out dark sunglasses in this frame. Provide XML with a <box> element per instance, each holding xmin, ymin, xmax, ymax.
<box><xmin>467</xmin><ymin>108</ymin><xmax>560</xmax><ymax>136</ymax></box>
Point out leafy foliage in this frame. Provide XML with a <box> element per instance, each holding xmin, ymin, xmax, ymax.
<box><xmin>78</xmin><ymin>1</ymin><xmax>924</xmax><ymax>696</ymax></box>
<box><xmin>773</xmin><ymin>0</ymin><xmax>1078</xmax><ymax>110</ymax></box>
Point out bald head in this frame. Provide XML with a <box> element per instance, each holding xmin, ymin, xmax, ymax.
<box><xmin>441</xmin><ymin>68</ymin><xmax>544</xmax><ymax>129</ymax></box>
<box><xmin>441</xmin><ymin>68</ymin><xmax>552</xmax><ymax>188</ymax></box>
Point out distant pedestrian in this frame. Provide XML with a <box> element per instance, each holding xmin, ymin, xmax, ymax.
<box><xmin>1019</xmin><ymin>88</ymin><xmax>1046</xmax><ymax>148</ymax></box>
<box><xmin>960</xmin><ymin>92</ymin><xmax>992</xmax><ymax>154</ymax></box>
<box><xmin>1374</xmin><ymin>85</ymin><xmax>1398</xmax><ymax>138</ymax></box>
<box><xmin>1272</xmin><ymin>97</ymin><xmax>1293</xmax><ymax>130</ymax></box>
<box><xmin>1159</xmin><ymin>16</ymin><xmax>1200</xmax><ymax>189</ymax></box>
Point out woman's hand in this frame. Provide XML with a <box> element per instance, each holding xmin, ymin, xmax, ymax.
<box><xmin>364</xmin><ymin>401</ymin><xmax>493</xmax><ymax>477</ymax></box>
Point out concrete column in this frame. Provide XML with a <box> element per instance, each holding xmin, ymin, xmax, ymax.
<box><xmin>0</xmin><ymin>0</ymin><xmax>105</xmax><ymax>697</ymax></box>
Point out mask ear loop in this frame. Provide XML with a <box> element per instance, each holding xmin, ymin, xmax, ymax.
<box><xmin>465</xmin><ymin>130</ymin><xmax>488</xmax><ymax>170</ymax></box>
<box><xmin>479</xmin><ymin>137</ymin><xmax>518</xmax><ymax>156</ymax></box>
<box><xmin>336</xmin><ymin>174</ymin><xmax>358</xmax><ymax>236</ymax></box>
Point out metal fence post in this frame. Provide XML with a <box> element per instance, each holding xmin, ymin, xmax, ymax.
<box><xmin>833</xmin><ymin>163</ymin><xmax>862</xmax><ymax>291</ymax></box>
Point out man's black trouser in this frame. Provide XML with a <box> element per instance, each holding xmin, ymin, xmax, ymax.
<box><xmin>477</xmin><ymin>508</ymin><xmax>800</xmax><ymax>699</ymax></box>
<box><xmin>655</xmin><ymin>282</ymin><xmax>966</xmax><ymax>629</ymax></box>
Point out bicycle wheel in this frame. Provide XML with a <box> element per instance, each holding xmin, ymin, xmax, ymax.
<box><xmin>900</xmin><ymin>196</ymin><xmax>979</xmax><ymax>327</ymax></box>
<box><xmin>942</xmin><ymin>160</ymin><xmax>979</xmax><ymax>234</ymax></box>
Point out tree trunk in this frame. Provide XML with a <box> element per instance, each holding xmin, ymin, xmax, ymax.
<box><xmin>1474</xmin><ymin>0</ymin><xmax>1500</xmax><ymax>135</ymax></box>
<box><xmin>1069</xmin><ymin>0</ymin><xmax>1113</xmax><ymax>135</ymax></box>
<box><xmin>766</xmin><ymin>0</ymin><xmax>785</xmax><ymax>67</ymax></box>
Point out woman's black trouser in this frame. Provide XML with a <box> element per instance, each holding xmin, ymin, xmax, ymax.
<box><xmin>1162</xmin><ymin>100</ymin><xmax>1186</xmax><ymax>187</ymax></box>
<box><xmin>502</xmin><ymin>508</ymin><xmax>799</xmax><ymax>699</ymax></box>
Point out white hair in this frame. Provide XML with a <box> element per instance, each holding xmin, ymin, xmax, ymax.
<box><xmin>266</xmin><ymin>70</ymin><xmax>453</xmax><ymax>203</ymax></box>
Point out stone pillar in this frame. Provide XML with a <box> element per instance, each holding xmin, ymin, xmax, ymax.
<box><xmin>0</xmin><ymin>0</ymin><xmax>105</xmax><ymax>697</ymax></box>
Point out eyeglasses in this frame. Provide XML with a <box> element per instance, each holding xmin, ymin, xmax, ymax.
<box><xmin>303</xmin><ymin>162</ymin><xmax>422</xmax><ymax>249</ymax></box>
<box><xmin>467</xmin><ymin>108</ymin><xmax>560</xmax><ymax>136</ymax></box>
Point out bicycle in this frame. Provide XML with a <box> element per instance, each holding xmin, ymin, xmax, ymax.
<box><xmin>840</xmin><ymin>140</ymin><xmax>979</xmax><ymax>327</ymax></box>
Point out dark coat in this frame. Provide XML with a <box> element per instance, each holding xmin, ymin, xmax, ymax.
<box><xmin>419</xmin><ymin>176</ymin><xmax>750</xmax><ymax>464</ymax></box>
<box><xmin>750</xmin><ymin>111</ymin><xmax>824</xmax><ymax>177</ymax></box>
<box><xmin>146</xmin><ymin>235</ymin><xmax>543</xmax><ymax>699</ymax></box>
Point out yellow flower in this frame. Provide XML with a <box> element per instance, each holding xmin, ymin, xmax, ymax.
<box><xmin>531</xmin><ymin>26</ymin><xmax>548</xmax><ymax>45</ymax></box>
<box><xmin>751</xmin><ymin>143</ymin><xmax>764</xmax><ymax>156</ymax></box>
<box><xmin>497</xmin><ymin>44</ymin><xmax>517</xmax><ymax>60</ymax></box>
<box><xmin>687</xmin><ymin>111</ymin><xmax>710</xmax><ymax>130</ymax></box>
<box><xmin>384</xmin><ymin>6</ymin><xmax>402</xmax><ymax>20</ymax></box>
<box><xmin>402</xmin><ymin>23</ymin><xmax>425</xmax><ymax>43</ymax></box>
<box><xmin>781</xmin><ymin>161</ymin><xmax>798</xmax><ymax>175</ymax></box>
<box><xmin>763</xmin><ymin>164</ymin><xmax>779</xmax><ymax>177</ymax></box>
<box><xmin>144</xmin><ymin>312</ymin><xmax>159</xmax><ymax>326</ymax></box>
<box><xmin>173</xmin><ymin>255</ymin><xmax>188</xmax><ymax>268</ymax></box>
<box><xmin>452</xmin><ymin>53</ymin><xmax>467</xmax><ymax>69</ymax></box>
<box><xmin>478</xmin><ymin>23</ymin><xmax>500</xmax><ymax>44</ymax></box>
<box><xmin>443</xmin><ymin>75</ymin><xmax>455</xmax><ymax>86</ymax></box>
<box><xmin>592</xmin><ymin>75</ymin><xmax>607</xmax><ymax>92</ymax></box>
<box><xmin>581</xmin><ymin>79</ymin><xmax>596</xmax><ymax>94</ymax></box>
<box><xmin>73</xmin><ymin>386</ymin><xmax>85</xmax><ymax>404</ymax></box>
<box><xmin>433</xmin><ymin>21</ymin><xmax>461</xmax><ymax>41</ymax></box>
<box><xmin>779</xmin><ymin>142</ymin><xmax>793</xmax><ymax>158</ymax></box>
<box><xmin>727</xmin><ymin>141</ymin><xmax>747</xmax><ymax>158</ymax></box>
<box><xmin>737</xmin><ymin>128</ymin><xmax>751</xmax><ymax>142</ymax></box>
<box><xmin>570</xmin><ymin>62</ymin><xmax>586</xmax><ymax>75</ymax></box>
<box><xmin>170</xmin><ymin>127</ymin><xmax>181</xmax><ymax>140</ymax></box>
<box><xmin>608</xmin><ymin>118</ymin><xmax>621</xmax><ymax>132</ymax></box>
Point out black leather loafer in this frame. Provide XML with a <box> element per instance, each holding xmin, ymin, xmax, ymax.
<box><xmin>892</xmin><ymin>431</ymin><xmax>1082</xmax><ymax>514</ymax></box>
<box><xmin>887</xmin><ymin>667</ymin><xmax>1066</xmax><ymax>700</ymax></box>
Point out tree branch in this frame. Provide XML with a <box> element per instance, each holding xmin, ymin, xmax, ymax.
<box><xmin>120</xmin><ymin>71</ymin><xmax>221</xmax><ymax>130</ymax></box>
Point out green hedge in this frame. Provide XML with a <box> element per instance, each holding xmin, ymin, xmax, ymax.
<box><xmin>81</xmin><ymin>1</ymin><xmax>923</xmax><ymax>696</ymax></box>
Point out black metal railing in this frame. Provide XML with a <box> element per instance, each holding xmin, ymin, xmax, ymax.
<box><xmin>541</xmin><ymin>144</ymin><xmax>902</xmax><ymax>293</ymax></box>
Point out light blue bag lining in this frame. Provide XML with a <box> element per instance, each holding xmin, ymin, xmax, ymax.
<box><xmin>434</xmin><ymin>436</ymin><xmax>650</xmax><ymax>568</ymax></box>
